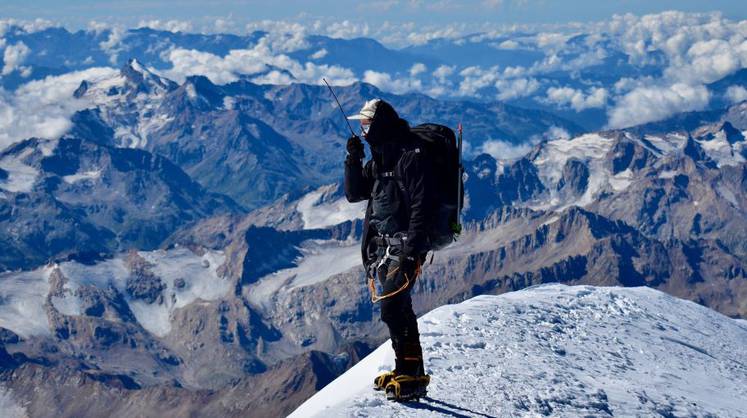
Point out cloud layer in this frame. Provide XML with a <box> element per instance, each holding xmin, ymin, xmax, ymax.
<box><xmin>0</xmin><ymin>10</ymin><xmax>746</xmax><ymax>152</ymax></box>
<box><xmin>0</xmin><ymin>68</ymin><xmax>118</xmax><ymax>149</ymax></box>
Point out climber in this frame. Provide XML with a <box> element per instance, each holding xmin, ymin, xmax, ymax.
<box><xmin>344</xmin><ymin>98</ymin><xmax>433</xmax><ymax>401</ymax></box>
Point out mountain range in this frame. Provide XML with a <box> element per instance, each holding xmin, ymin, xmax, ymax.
<box><xmin>0</xmin><ymin>17</ymin><xmax>746</xmax><ymax>417</ymax></box>
<box><xmin>2</xmin><ymin>15</ymin><xmax>746</xmax><ymax>131</ymax></box>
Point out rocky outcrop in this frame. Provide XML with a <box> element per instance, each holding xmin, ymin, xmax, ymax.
<box><xmin>605</xmin><ymin>135</ymin><xmax>655</xmax><ymax>174</ymax></box>
<box><xmin>495</xmin><ymin>157</ymin><xmax>545</xmax><ymax>205</ymax></box>
<box><xmin>557</xmin><ymin>158</ymin><xmax>589</xmax><ymax>196</ymax></box>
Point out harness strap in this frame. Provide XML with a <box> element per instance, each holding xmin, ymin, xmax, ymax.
<box><xmin>367</xmin><ymin>260</ymin><xmax>422</xmax><ymax>304</ymax></box>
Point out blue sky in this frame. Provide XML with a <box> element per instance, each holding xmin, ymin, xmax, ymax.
<box><xmin>1</xmin><ymin>0</ymin><xmax>745</xmax><ymax>30</ymax></box>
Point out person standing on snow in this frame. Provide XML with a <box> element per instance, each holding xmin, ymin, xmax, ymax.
<box><xmin>344</xmin><ymin>98</ymin><xmax>433</xmax><ymax>401</ymax></box>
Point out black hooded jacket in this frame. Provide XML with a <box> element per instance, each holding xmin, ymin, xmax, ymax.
<box><xmin>344</xmin><ymin>100</ymin><xmax>433</xmax><ymax>267</ymax></box>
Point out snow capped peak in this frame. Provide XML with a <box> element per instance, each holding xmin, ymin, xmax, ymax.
<box><xmin>120</xmin><ymin>58</ymin><xmax>176</xmax><ymax>96</ymax></box>
<box><xmin>127</xmin><ymin>58</ymin><xmax>146</xmax><ymax>74</ymax></box>
<box><xmin>179</xmin><ymin>75</ymin><xmax>224</xmax><ymax>105</ymax></box>
<box><xmin>291</xmin><ymin>285</ymin><xmax>747</xmax><ymax>418</ymax></box>
<box><xmin>501</xmin><ymin>122</ymin><xmax>746</xmax><ymax>213</ymax></box>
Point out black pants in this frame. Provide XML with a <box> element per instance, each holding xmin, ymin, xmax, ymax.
<box><xmin>376</xmin><ymin>252</ymin><xmax>425</xmax><ymax>376</ymax></box>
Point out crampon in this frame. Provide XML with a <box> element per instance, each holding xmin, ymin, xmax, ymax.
<box><xmin>384</xmin><ymin>374</ymin><xmax>430</xmax><ymax>402</ymax></box>
<box><xmin>373</xmin><ymin>370</ymin><xmax>397</xmax><ymax>391</ymax></box>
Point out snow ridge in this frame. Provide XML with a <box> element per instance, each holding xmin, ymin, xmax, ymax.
<box><xmin>291</xmin><ymin>284</ymin><xmax>747</xmax><ymax>418</ymax></box>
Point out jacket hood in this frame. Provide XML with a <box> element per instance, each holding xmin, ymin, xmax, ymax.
<box><xmin>365</xmin><ymin>100</ymin><xmax>410</xmax><ymax>149</ymax></box>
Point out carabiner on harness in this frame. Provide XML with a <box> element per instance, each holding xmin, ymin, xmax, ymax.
<box><xmin>367</xmin><ymin>253</ymin><xmax>422</xmax><ymax>304</ymax></box>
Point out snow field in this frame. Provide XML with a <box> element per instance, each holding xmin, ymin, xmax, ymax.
<box><xmin>0</xmin><ymin>385</ymin><xmax>28</xmax><ymax>418</ymax></box>
<box><xmin>247</xmin><ymin>238</ymin><xmax>361</xmax><ymax>309</ymax></box>
<box><xmin>0</xmin><ymin>267</ymin><xmax>53</xmax><ymax>337</ymax></box>
<box><xmin>296</xmin><ymin>183</ymin><xmax>366</xmax><ymax>230</ymax></box>
<box><xmin>291</xmin><ymin>284</ymin><xmax>747</xmax><ymax>418</ymax></box>
<box><xmin>0</xmin><ymin>248</ymin><xmax>230</xmax><ymax>338</ymax></box>
<box><xmin>0</xmin><ymin>150</ymin><xmax>39</xmax><ymax>193</ymax></box>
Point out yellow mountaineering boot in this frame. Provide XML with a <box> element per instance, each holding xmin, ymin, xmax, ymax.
<box><xmin>384</xmin><ymin>374</ymin><xmax>430</xmax><ymax>402</ymax></box>
<box><xmin>373</xmin><ymin>370</ymin><xmax>397</xmax><ymax>391</ymax></box>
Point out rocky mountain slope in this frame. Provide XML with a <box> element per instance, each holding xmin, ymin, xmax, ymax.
<box><xmin>1</xmin><ymin>101</ymin><xmax>745</xmax><ymax>416</ymax></box>
<box><xmin>71</xmin><ymin>59</ymin><xmax>581</xmax><ymax>209</ymax></box>
<box><xmin>0</xmin><ymin>110</ymin><xmax>239</xmax><ymax>271</ymax></box>
<box><xmin>291</xmin><ymin>284</ymin><xmax>747</xmax><ymax>417</ymax></box>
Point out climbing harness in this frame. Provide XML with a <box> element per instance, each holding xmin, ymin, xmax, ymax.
<box><xmin>367</xmin><ymin>234</ymin><xmax>422</xmax><ymax>303</ymax></box>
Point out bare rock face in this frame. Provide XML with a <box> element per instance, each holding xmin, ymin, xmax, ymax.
<box><xmin>125</xmin><ymin>252</ymin><xmax>165</xmax><ymax>304</ymax></box>
<box><xmin>605</xmin><ymin>136</ymin><xmax>655</xmax><ymax>174</ymax></box>
<box><xmin>557</xmin><ymin>158</ymin><xmax>589</xmax><ymax>197</ymax></box>
<box><xmin>496</xmin><ymin>157</ymin><xmax>546</xmax><ymax>205</ymax></box>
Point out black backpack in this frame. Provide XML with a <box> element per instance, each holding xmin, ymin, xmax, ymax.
<box><xmin>410</xmin><ymin>123</ymin><xmax>464</xmax><ymax>250</ymax></box>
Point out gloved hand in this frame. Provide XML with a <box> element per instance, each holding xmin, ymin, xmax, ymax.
<box><xmin>346</xmin><ymin>135</ymin><xmax>365</xmax><ymax>160</ymax></box>
<box><xmin>399</xmin><ymin>254</ymin><xmax>420</xmax><ymax>281</ymax></box>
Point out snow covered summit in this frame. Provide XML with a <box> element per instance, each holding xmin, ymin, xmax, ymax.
<box><xmin>290</xmin><ymin>284</ymin><xmax>747</xmax><ymax>417</ymax></box>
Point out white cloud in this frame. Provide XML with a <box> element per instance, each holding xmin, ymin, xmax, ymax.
<box><xmin>544</xmin><ymin>125</ymin><xmax>571</xmax><ymax>140</ymax></box>
<box><xmin>433</xmin><ymin>65</ymin><xmax>455</xmax><ymax>83</ymax></box>
<box><xmin>535</xmin><ymin>32</ymin><xmax>570</xmax><ymax>49</ymax></box>
<box><xmin>545</xmin><ymin>86</ymin><xmax>608</xmax><ymax>111</ymax></box>
<box><xmin>164</xmin><ymin>36</ymin><xmax>355</xmax><ymax>86</ymax></box>
<box><xmin>98</xmin><ymin>25</ymin><xmax>127</xmax><ymax>65</ymax></box>
<box><xmin>318</xmin><ymin>20</ymin><xmax>370</xmax><ymax>39</ymax></box>
<box><xmin>458</xmin><ymin>65</ymin><xmax>500</xmax><ymax>96</ymax></box>
<box><xmin>478</xmin><ymin>139</ymin><xmax>533</xmax><ymax>161</ymax></box>
<box><xmin>664</xmin><ymin>39</ymin><xmax>747</xmax><ymax>84</ymax></box>
<box><xmin>402</xmin><ymin>25</ymin><xmax>464</xmax><ymax>46</ymax></box>
<box><xmin>725</xmin><ymin>85</ymin><xmax>747</xmax><ymax>104</ymax></box>
<box><xmin>2</xmin><ymin>42</ymin><xmax>31</xmax><ymax>76</ymax></box>
<box><xmin>165</xmin><ymin>49</ymin><xmax>254</xmax><ymax>85</ymax></box>
<box><xmin>137</xmin><ymin>19</ymin><xmax>193</xmax><ymax>33</ymax></box>
<box><xmin>607</xmin><ymin>83</ymin><xmax>711</xmax><ymax>129</ymax></box>
<box><xmin>212</xmin><ymin>17</ymin><xmax>238</xmax><ymax>34</ymax></box>
<box><xmin>497</xmin><ymin>40</ymin><xmax>519</xmax><ymax>50</ymax></box>
<box><xmin>86</xmin><ymin>20</ymin><xmax>110</xmax><ymax>34</ymax></box>
<box><xmin>409</xmin><ymin>63</ymin><xmax>427</xmax><ymax>77</ymax></box>
<box><xmin>362</xmin><ymin>70</ymin><xmax>422</xmax><ymax>94</ymax></box>
<box><xmin>494</xmin><ymin>77</ymin><xmax>539</xmax><ymax>101</ymax></box>
<box><xmin>0</xmin><ymin>67</ymin><xmax>118</xmax><ymax>150</ymax></box>
<box><xmin>0</xmin><ymin>18</ymin><xmax>55</xmax><ymax>35</ymax></box>
<box><xmin>309</xmin><ymin>49</ymin><xmax>328</xmax><ymax>60</ymax></box>
<box><xmin>502</xmin><ymin>65</ymin><xmax>526</xmax><ymax>78</ymax></box>
<box><xmin>245</xmin><ymin>20</ymin><xmax>309</xmax><ymax>52</ymax></box>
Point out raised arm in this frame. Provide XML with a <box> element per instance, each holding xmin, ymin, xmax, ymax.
<box><xmin>344</xmin><ymin>136</ymin><xmax>374</xmax><ymax>202</ymax></box>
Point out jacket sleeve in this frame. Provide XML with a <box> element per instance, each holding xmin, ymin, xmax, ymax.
<box><xmin>344</xmin><ymin>156</ymin><xmax>374</xmax><ymax>203</ymax></box>
<box><xmin>401</xmin><ymin>151</ymin><xmax>433</xmax><ymax>256</ymax></box>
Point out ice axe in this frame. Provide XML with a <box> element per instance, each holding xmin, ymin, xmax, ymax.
<box><xmin>455</xmin><ymin>122</ymin><xmax>464</xmax><ymax>236</ymax></box>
